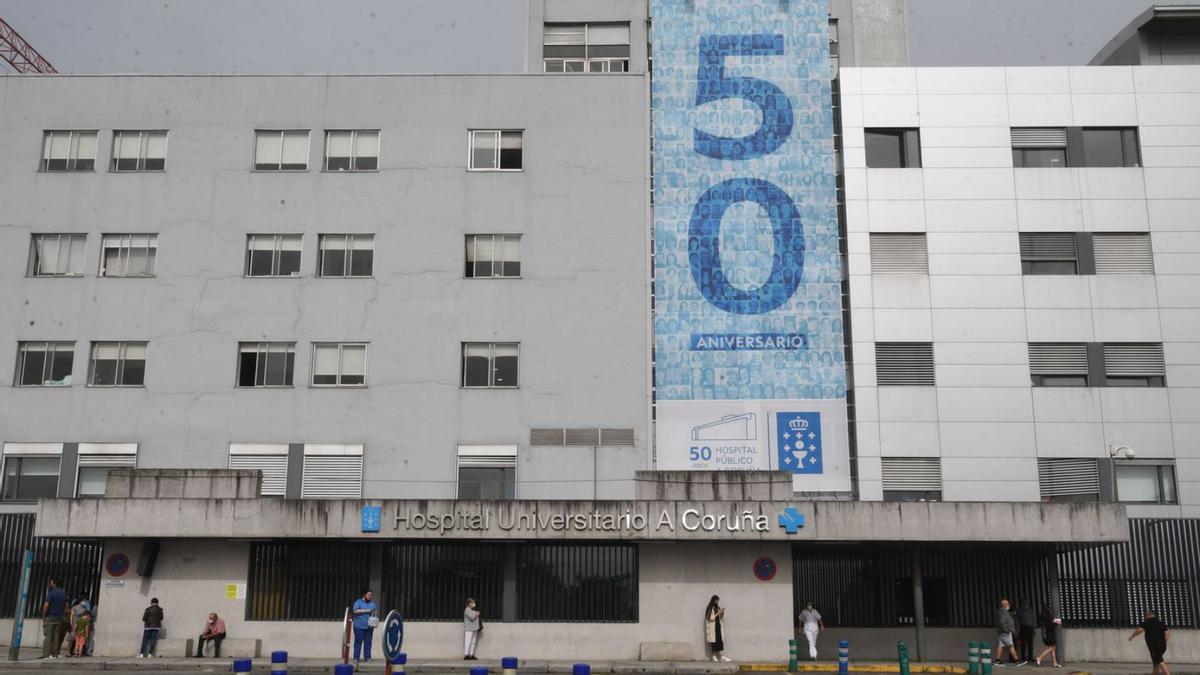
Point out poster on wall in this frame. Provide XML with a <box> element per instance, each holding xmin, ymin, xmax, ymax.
<box><xmin>651</xmin><ymin>0</ymin><xmax>850</xmax><ymax>492</ymax></box>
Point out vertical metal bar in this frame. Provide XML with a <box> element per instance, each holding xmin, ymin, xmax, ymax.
<box><xmin>911</xmin><ymin>548</ymin><xmax>926</xmax><ymax>662</ymax></box>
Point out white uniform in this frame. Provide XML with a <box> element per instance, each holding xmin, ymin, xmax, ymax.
<box><xmin>799</xmin><ymin>608</ymin><xmax>822</xmax><ymax>659</ymax></box>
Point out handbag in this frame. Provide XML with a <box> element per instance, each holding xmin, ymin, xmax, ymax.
<box><xmin>367</xmin><ymin>610</ymin><xmax>380</xmax><ymax>628</ymax></box>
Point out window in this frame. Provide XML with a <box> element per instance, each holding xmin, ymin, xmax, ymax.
<box><xmin>462</xmin><ymin>342</ymin><xmax>519</xmax><ymax>388</ymax></box>
<box><xmin>1103</xmin><ymin>343</ymin><xmax>1166</xmax><ymax>387</ymax></box>
<box><xmin>1093</xmin><ymin>233</ymin><xmax>1153</xmax><ymax>274</ymax></box>
<box><xmin>317</xmin><ymin>234</ymin><xmax>373</xmax><ymax>278</ymax></box>
<box><xmin>14</xmin><ymin>342</ymin><xmax>75</xmax><ymax>387</ymax></box>
<box><xmin>229</xmin><ymin>444</ymin><xmax>289</xmax><ymax>497</ymax></box>
<box><xmin>1019</xmin><ymin>233</ymin><xmax>1078</xmax><ymax>275</ymax></box>
<box><xmin>254</xmin><ymin>130</ymin><xmax>309</xmax><ymax>171</ymax></box>
<box><xmin>869</xmin><ymin>233</ymin><xmax>928</xmax><ymax>273</ymax></box>
<box><xmin>382</xmin><ymin>542</ymin><xmax>506</xmax><ymax>621</ymax></box>
<box><xmin>99</xmin><ymin>234</ymin><xmax>157</xmax><ymax>277</ymax></box>
<box><xmin>237</xmin><ymin>342</ymin><xmax>295</xmax><ymax>387</ymax></box>
<box><xmin>1115</xmin><ymin>462</ymin><xmax>1177</xmax><ymax>504</ymax></box>
<box><xmin>874</xmin><ymin>343</ymin><xmax>934</xmax><ymax>386</ymax></box>
<box><xmin>517</xmin><ymin>543</ymin><xmax>638</xmax><ymax>622</ymax></box>
<box><xmin>543</xmin><ymin>22</ymin><xmax>630</xmax><ymax>73</ymax></box>
<box><xmin>110</xmin><ymin>130</ymin><xmax>167</xmax><ymax>172</ymax></box>
<box><xmin>865</xmin><ymin>128</ymin><xmax>921</xmax><ymax>168</ymax></box>
<box><xmin>1028</xmin><ymin>343</ymin><xmax>1089</xmax><ymax>387</ymax></box>
<box><xmin>75</xmin><ymin>443</ymin><xmax>138</xmax><ymax>498</ymax></box>
<box><xmin>1081</xmin><ymin>128</ymin><xmax>1140</xmax><ymax>168</ymax></box>
<box><xmin>324</xmin><ymin>130</ymin><xmax>379</xmax><ymax>172</ymax></box>
<box><xmin>27</xmin><ymin>234</ymin><xmax>86</xmax><ymax>277</ymax></box>
<box><xmin>829</xmin><ymin>18</ymin><xmax>839</xmax><ymax>74</ymax></box>
<box><xmin>246</xmin><ymin>234</ymin><xmax>303</xmax><ymax>277</ymax></box>
<box><xmin>248</xmin><ymin>541</ymin><xmax>371</xmax><ymax>620</ymax></box>
<box><xmin>457</xmin><ymin>445</ymin><xmax>517</xmax><ymax>500</ymax></box>
<box><xmin>311</xmin><ymin>343</ymin><xmax>366</xmax><ymax>387</ymax></box>
<box><xmin>469</xmin><ymin>130</ymin><xmax>523</xmax><ymax>171</ymax></box>
<box><xmin>1038</xmin><ymin>458</ymin><xmax>1101</xmax><ymax>502</ymax></box>
<box><xmin>881</xmin><ymin>457</ymin><xmax>942</xmax><ymax>502</ymax></box>
<box><xmin>2</xmin><ymin>456</ymin><xmax>60</xmax><ymax>501</ymax></box>
<box><xmin>300</xmin><ymin>444</ymin><xmax>363</xmax><ymax>499</ymax></box>
<box><xmin>41</xmin><ymin>130</ymin><xmax>97</xmax><ymax>171</ymax></box>
<box><xmin>465</xmin><ymin>234</ymin><xmax>521</xmax><ymax>278</ymax></box>
<box><xmin>1011</xmin><ymin>127</ymin><xmax>1068</xmax><ymax>167</ymax></box>
<box><xmin>88</xmin><ymin>342</ymin><xmax>147</xmax><ymax>387</ymax></box>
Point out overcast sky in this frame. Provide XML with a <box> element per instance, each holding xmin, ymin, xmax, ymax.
<box><xmin>0</xmin><ymin>0</ymin><xmax>1179</xmax><ymax>74</ymax></box>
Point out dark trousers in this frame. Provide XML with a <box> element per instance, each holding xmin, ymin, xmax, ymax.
<box><xmin>139</xmin><ymin>628</ymin><xmax>160</xmax><ymax>656</ymax></box>
<box><xmin>1019</xmin><ymin>626</ymin><xmax>1035</xmax><ymax>662</ymax></box>
<box><xmin>196</xmin><ymin>632</ymin><xmax>226</xmax><ymax>657</ymax></box>
<box><xmin>41</xmin><ymin>619</ymin><xmax>64</xmax><ymax>658</ymax></box>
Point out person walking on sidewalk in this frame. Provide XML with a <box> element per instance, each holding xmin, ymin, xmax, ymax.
<box><xmin>138</xmin><ymin>598</ymin><xmax>163</xmax><ymax>658</ymax></box>
<box><xmin>463</xmin><ymin>597</ymin><xmax>481</xmax><ymax>660</ymax></box>
<box><xmin>351</xmin><ymin>588</ymin><xmax>378</xmax><ymax>664</ymax></box>
<box><xmin>799</xmin><ymin>600</ymin><xmax>824</xmax><ymax>661</ymax></box>
<box><xmin>705</xmin><ymin>595</ymin><xmax>730</xmax><ymax>662</ymax></box>
<box><xmin>1035</xmin><ymin>604</ymin><xmax>1061</xmax><ymax>668</ymax></box>
<box><xmin>1129</xmin><ymin>610</ymin><xmax>1171</xmax><ymax>675</ymax></box>
<box><xmin>40</xmin><ymin>578</ymin><xmax>68</xmax><ymax>659</ymax></box>
<box><xmin>1016</xmin><ymin>598</ymin><xmax>1037</xmax><ymax>665</ymax></box>
<box><xmin>993</xmin><ymin>598</ymin><xmax>1018</xmax><ymax>666</ymax></box>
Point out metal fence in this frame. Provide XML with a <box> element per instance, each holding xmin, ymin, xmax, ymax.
<box><xmin>381</xmin><ymin>542</ymin><xmax>506</xmax><ymax>622</ymax></box>
<box><xmin>516</xmin><ymin>543</ymin><xmax>638</xmax><ymax>622</ymax></box>
<box><xmin>0</xmin><ymin>513</ymin><xmax>103</xmax><ymax>618</ymax></box>
<box><xmin>246</xmin><ymin>541</ymin><xmax>371</xmax><ymax>621</ymax></box>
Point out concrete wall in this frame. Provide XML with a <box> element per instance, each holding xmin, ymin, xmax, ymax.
<box><xmin>842</xmin><ymin>65</ymin><xmax>1200</xmax><ymax>513</ymax></box>
<box><xmin>0</xmin><ymin>74</ymin><xmax>650</xmax><ymax>502</ymax></box>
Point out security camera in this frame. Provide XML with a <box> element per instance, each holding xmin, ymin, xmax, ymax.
<box><xmin>1109</xmin><ymin>445</ymin><xmax>1135</xmax><ymax>459</ymax></box>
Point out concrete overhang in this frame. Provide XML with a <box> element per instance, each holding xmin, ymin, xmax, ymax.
<box><xmin>34</xmin><ymin>498</ymin><xmax>1128</xmax><ymax>544</ymax></box>
<box><xmin>1090</xmin><ymin>4</ymin><xmax>1200</xmax><ymax>64</ymax></box>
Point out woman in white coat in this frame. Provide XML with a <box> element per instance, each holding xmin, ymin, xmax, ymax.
<box><xmin>705</xmin><ymin>595</ymin><xmax>730</xmax><ymax>662</ymax></box>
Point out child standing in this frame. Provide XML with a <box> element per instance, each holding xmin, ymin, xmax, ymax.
<box><xmin>73</xmin><ymin>610</ymin><xmax>91</xmax><ymax>657</ymax></box>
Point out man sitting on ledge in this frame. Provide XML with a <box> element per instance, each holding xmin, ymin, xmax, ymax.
<box><xmin>193</xmin><ymin>613</ymin><xmax>226</xmax><ymax>658</ymax></box>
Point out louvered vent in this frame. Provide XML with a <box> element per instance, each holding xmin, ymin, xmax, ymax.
<box><xmin>1104</xmin><ymin>343</ymin><xmax>1166</xmax><ymax>377</ymax></box>
<box><xmin>530</xmin><ymin>428</ymin><xmax>566</xmax><ymax>445</ymax></box>
<box><xmin>870</xmin><ymin>233</ymin><xmax>929</xmax><ymax>274</ymax></box>
<box><xmin>882</xmin><ymin>457</ymin><xmax>942</xmax><ymax>491</ymax></box>
<box><xmin>457</xmin><ymin>445</ymin><xmax>517</xmax><ymax>468</ymax></box>
<box><xmin>229</xmin><ymin>454</ymin><xmax>289</xmax><ymax>497</ymax></box>
<box><xmin>565</xmin><ymin>428</ymin><xmax>602</xmax><ymax>446</ymax></box>
<box><xmin>530</xmin><ymin>428</ymin><xmax>635</xmax><ymax>446</ymax></box>
<box><xmin>1038</xmin><ymin>458</ymin><xmax>1100</xmax><ymax>498</ymax></box>
<box><xmin>1093</xmin><ymin>233</ymin><xmax>1153</xmax><ymax>274</ymax></box>
<box><xmin>601</xmin><ymin>428</ymin><xmax>636</xmax><ymax>446</ymax></box>
<box><xmin>1019</xmin><ymin>233</ymin><xmax>1077</xmax><ymax>261</ymax></box>
<box><xmin>1011</xmin><ymin>127</ymin><xmax>1068</xmax><ymax>148</ymax></box>
<box><xmin>875</xmin><ymin>343</ymin><xmax>935</xmax><ymax>386</ymax></box>
<box><xmin>301</xmin><ymin>445</ymin><xmax>363</xmax><ymax>499</ymax></box>
<box><xmin>1028</xmin><ymin>343</ymin><xmax>1089</xmax><ymax>375</ymax></box>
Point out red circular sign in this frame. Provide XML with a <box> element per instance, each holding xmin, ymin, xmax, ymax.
<box><xmin>753</xmin><ymin>556</ymin><xmax>777</xmax><ymax>581</ymax></box>
<box><xmin>105</xmin><ymin>553</ymin><xmax>130</xmax><ymax>577</ymax></box>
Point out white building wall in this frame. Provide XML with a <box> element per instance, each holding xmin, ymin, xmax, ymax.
<box><xmin>842</xmin><ymin>66</ymin><xmax>1200</xmax><ymax>514</ymax></box>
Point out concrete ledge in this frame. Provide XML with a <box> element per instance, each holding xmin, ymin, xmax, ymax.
<box><xmin>641</xmin><ymin>642</ymin><xmax>694</xmax><ymax>661</ymax></box>
<box><xmin>152</xmin><ymin>638</ymin><xmax>193</xmax><ymax>657</ymax></box>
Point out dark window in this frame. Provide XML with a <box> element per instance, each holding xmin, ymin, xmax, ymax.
<box><xmin>318</xmin><ymin>234</ymin><xmax>373</xmax><ymax>278</ymax></box>
<box><xmin>470</xmin><ymin>130</ymin><xmax>523</xmax><ymax>170</ymax></box>
<box><xmin>246</xmin><ymin>235</ymin><xmax>303</xmax><ymax>277</ymax></box>
<box><xmin>1013</xmin><ymin>147</ymin><xmax>1068</xmax><ymax>168</ymax></box>
<box><xmin>1011</xmin><ymin>127</ymin><xmax>1068</xmax><ymax>167</ymax></box>
<box><xmin>1</xmin><ymin>457</ymin><xmax>60</xmax><ymax>502</ymax></box>
<box><xmin>381</xmin><ymin>542</ymin><xmax>506</xmax><ymax>621</ymax></box>
<box><xmin>247</xmin><ymin>542</ymin><xmax>371</xmax><ymax>620</ymax></box>
<box><xmin>1081</xmin><ymin>128</ymin><xmax>1140</xmax><ymax>167</ymax></box>
<box><xmin>88</xmin><ymin>342</ymin><xmax>147</xmax><ymax>387</ymax></box>
<box><xmin>111</xmin><ymin>131</ymin><xmax>167</xmax><ymax>172</ymax></box>
<box><xmin>15</xmin><ymin>342</ymin><xmax>75</xmax><ymax>387</ymax></box>
<box><xmin>516</xmin><ymin>544</ymin><xmax>638</xmax><ymax>622</ymax></box>
<box><xmin>865</xmin><ymin>128</ymin><xmax>921</xmax><ymax>168</ymax></box>
<box><xmin>238</xmin><ymin>342</ymin><xmax>295</xmax><ymax>387</ymax></box>
<box><xmin>462</xmin><ymin>342</ymin><xmax>519</xmax><ymax>388</ymax></box>
<box><xmin>465</xmin><ymin>235</ymin><xmax>521</xmax><ymax>278</ymax></box>
<box><xmin>457</xmin><ymin>467</ymin><xmax>515</xmax><ymax>500</ymax></box>
<box><xmin>882</xmin><ymin>490</ymin><xmax>942</xmax><ymax>502</ymax></box>
<box><xmin>1020</xmin><ymin>233</ymin><xmax>1079</xmax><ymax>275</ymax></box>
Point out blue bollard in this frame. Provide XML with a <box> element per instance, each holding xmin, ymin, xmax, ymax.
<box><xmin>574</xmin><ymin>664</ymin><xmax>591</xmax><ymax>675</ymax></box>
<box><xmin>334</xmin><ymin>664</ymin><xmax>354</xmax><ymax>675</ymax></box>
<box><xmin>233</xmin><ymin>658</ymin><xmax>253</xmax><ymax>675</ymax></box>
<box><xmin>393</xmin><ymin>652</ymin><xmax>408</xmax><ymax>675</ymax></box>
<box><xmin>272</xmin><ymin>650</ymin><xmax>288</xmax><ymax>675</ymax></box>
<box><xmin>472</xmin><ymin>668</ymin><xmax>491</xmax><ymax>675</ymax></box>
<box><xmin>503</xmin><ymin>656</ymin><xmax>520</xmax><ymax>675</ymax></box>
<box><xmin>838</xmin><ymin>640</ymin><xmax>850</xmax><ymax>675</ymax></box>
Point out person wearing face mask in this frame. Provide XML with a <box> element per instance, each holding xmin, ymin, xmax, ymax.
<box><xmin>351</xmin><ymin>588</ymin><xmax>377</xmax><ymax>665</ymax></box>
<box><xmin>463</xmin><ymin>597</ymin><xmax>482</xmax><ymax>660</ymax></box>
<box><xmin>705</xmin><ymin>595</ymin><xmax>730</xmax><ymax>662</ymax></box>
<box><xmin>799</xmin><ymin>601</ymin><xmax>824</xmax><ymax>661</ymax></box>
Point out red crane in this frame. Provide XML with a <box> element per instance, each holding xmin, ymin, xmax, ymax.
<box><xmin>0</xmin><ymin>17</ymin><xmax>56</xmax><ymax>73</ymax></box>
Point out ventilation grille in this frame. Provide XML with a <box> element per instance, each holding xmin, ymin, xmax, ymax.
<box><xmin>1020</xmin><ymin>233</ymin><xmax>1077</xmax><ymax>260</ymax></box>
<box><xmin>1104</xmin><ymin>343</ymin><xmax>1166</xmax><ymax>377</ymax></box>
<box><xmin>875</xmin><ymin>343</ymin><xmax>935</xmax><ymax>386</ymax></box>
<box><xmin>229</xmin><ymin>454</ymin><xmax>289</xmax><ymax>497</ymax></box>
<box><xmin>458</xmin><ymin>454</ymin><xmax>517</xmax><ymax>468</ymax></box>
<box><xmin>870</xmin><ymin>233</ymin><xmax>929</xmax><ymax>274</ymax></box>
<box><xmin>1038</xmin><ymin>458</ymin><xmax>1100</xmax><ymax>498</ymax></box>
<box><xmin>1011</xmin><ymin>127</ymin><xmax>1068</xmax><ymax>148</ymax></box>
<box><xmin>882</xmin><ymin>457</ymin><xmax>942</xmax><ymax>491</ymax></box>
<box><xmin>301</xmin><ymin>456</ymin><xmax>363</xmax><ymax>499</ymax></box>
<box><xmin>530</xmin><ymin>428</ymin><xmax>635</xmax><ymax>446</ymax></box>
<box><xmin>1093</xmin><ymin>234</ymin><xmax>1154</xmax><ymax>274</ymax></box>
<box><xmin>1028</xmin><ymin>343</ymin><xmax>1089</xmax><ymax>375</ymax></box>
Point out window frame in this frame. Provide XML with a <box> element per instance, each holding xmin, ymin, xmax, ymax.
<box><xmin>542</xmin><ymin>22</ymin><xmax>631</xmax><ymax>74</ymax></box>
<box><xmin>253</xmin><ymin>129</ymin><xmax>311</xmax><ymax>172</ymax></box>
<box><xmin>1080</xmin><ymin>127</ymin><xmax>1141</xmax><ymax>168</ymax></box>
<box><xmin>27</xmin><ymin>233</ymin><xmax>88</xmax><ymax>278</ymax></box>
<box><xmin>40</xmin><ymin>130</ymin><xmax>98</xmax><ymax>172</ymax></box>
<box><xmin>1019</xmin><ymin>233</ymin><xmax>1080</xmax><ymax>276</ymax></box>
<box><xmin>465</xmin><ymin>234</ymin><xmax>523</xmax><ymax>279</ymax></box>
<box><xmin>87</xmin><ymin>341</ymin><xmax>148</xmax><ymax>388</ymax></box>
<box><xmin>245</xmin><ymin>234</ymin><xmax>304</xmax><ymax>278</ymax></box>
<box><xmin>323</xmin><ymin>129</ymin><xmax>381</xmax><ymax>173</ymax></box>
<box><xmin>317</xmin><ymin>234</ymin><xmax>374</xmax><ymax>278</ymax></box>
<box><xmin>310</xmin><ymin>342</ymin><xmax>368</xmax><ymax>388</ymax></box>
<box><xmin>99</xmin><ymin>233</ymin><xmax>158</xmax><ymax>278</ymax></box>
<box><xmin>461</xmin><ymin>342</ymin><xmax>520</xmax><ymax>389</ymax></box>
<box><xmin>864</xmin><ymin>128</ymin><xmax>922</xmax><ymax>168</ymax></box>
<box><xmin>1114</xmin><ymin>461</ymin><xmax>1177</xmax><ymax>505</ymax></box>
<box><xmin>236</xmin><ymin>341</ymin><xmax>297</xmax><ymax>388</ymax></box>
<box><xmin>109</xmin><ymin>130</ymin><xmax>168</xmax><ymax>172</ymax></box>
<box><xmin>468</xmin><ymin>129</ymin><xmax>524</xmax><ymax>172</ymax></box>
<box><xmin>14</xmin><ymin>341</ymin><xmax>76</xmax><ymax>387</ymax></box>
<box><xmin>1</xmin><ymin>455</ymin><xmax>61</xmax><ymax>503</ymax></box>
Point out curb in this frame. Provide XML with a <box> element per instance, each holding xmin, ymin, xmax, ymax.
<box><xmin>739</xmin><ymin>666</ymin><xmax>968</xmax><ymax>674</ymax></box>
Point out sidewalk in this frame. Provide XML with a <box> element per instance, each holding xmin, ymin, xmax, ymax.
<box><xmin>0</xmin><ymin>658</ymin><xmax>1194</xmax><ymax>675</ymax></box>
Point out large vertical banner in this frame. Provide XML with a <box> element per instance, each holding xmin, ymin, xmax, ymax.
<box><xmin>652</xmin><ymin>0</ymin><xmax>849</xmax><ymax>491</ymax></box>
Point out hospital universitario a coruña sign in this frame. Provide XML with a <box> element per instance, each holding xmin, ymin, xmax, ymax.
<box><xmin>651</xmin><ymin>0</ymin><xmax>850</xmax><ymax>491</ymax></box>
